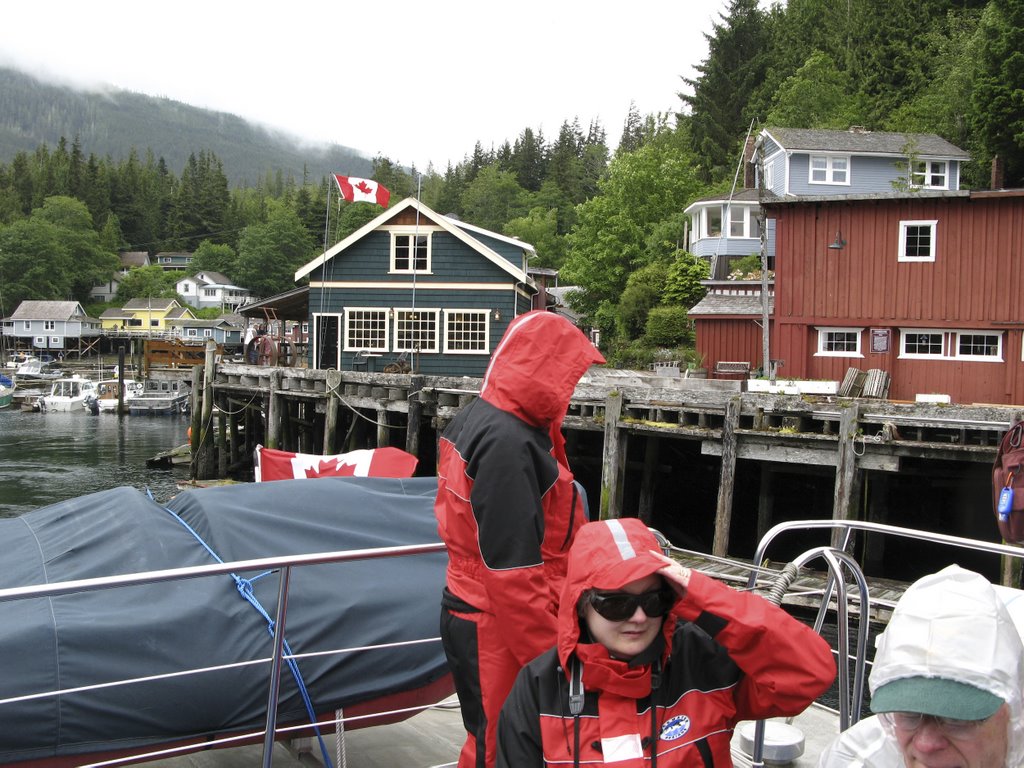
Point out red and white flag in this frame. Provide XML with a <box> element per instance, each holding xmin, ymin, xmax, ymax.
<box><xmin>333</xmin><ymin>174</ymin><xmax>391</xmax><ymax>207</ymax></box>
<box><xmin>254</xmin><ymin>445</ymin><xmax>417</xmax><ymax>482</ymax></box>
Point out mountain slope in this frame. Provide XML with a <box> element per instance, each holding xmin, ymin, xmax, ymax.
<box><xmin>0</xmin><ymin>66</ymin><xmax>374</xmax><ymax>186</ymax></box>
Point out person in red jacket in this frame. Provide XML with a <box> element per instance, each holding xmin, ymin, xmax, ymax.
<box><xmin>435</xmin><ymin>310</ymin><xmax>605</xmax><ymax>768</ymax></box>
<box><xmin>495</xmin><ymin>517</ymin><xmax>837</xmax><ymax>767</ymax></box>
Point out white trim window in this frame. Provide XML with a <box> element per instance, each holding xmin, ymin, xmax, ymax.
<box><xmin>444</xmin><ymin>310</ymin><xmax>490</xmax><ymax>354</ymax></box>
<box><xmin>394</xmin><ymin>308</ymin><xmax>439</xmax><ymax>353</ymax></box>
<box><xmin>343</xmin><ymin>308</ymin><xmax>389</xmax><ymax>352</ymax></box>
<box><xmin>911</xmin><ymin>160</ymin><xmax>949</xmax><ymax>190</ymax></box>
<box><xmin>898</xmin><ymin>220</ymin><xmax>937</xmax><ymax>262</ymax></box>
<box><xmin>809</xmin><ymin>154</ymin><xmax>850</xmax><ymax>185</ymax></box>
<box><xmin>900</xmin><ymin>329</ymin><xmax>1002</xmax><ymax>362</ymax></box>
<box><xmin>815</xmin><ymin>327</ymin><xmax>863</xmax><ymax>357</ymax></box>
<box><xmin>390</xmin><ymin>231</ymin><xmax>431</xmax><ymax>273</ymax></box>
<box><xmin>728</xmin><ymin>204</ymin><xmax>761</xmax><ymax>239</ymax></box>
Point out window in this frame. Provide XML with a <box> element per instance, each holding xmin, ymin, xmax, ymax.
<box><xmin>900</xmin><ymin>329</ymin><xmax>1002</xmax><ymax>361</ymax></box>
<box><xmin>444</xmin><ymin>310</ymin><xmax>490</xmax><ymax>353</ymax></box>
<box><xmin>911</xmin><ymin>160</ymin><xmax>948</xmax><ymax>190</ymax></box>
<box><xmin>957</xmin><ymin>332</ymin><xmax>1001</xmax><ymax>361</ymax></box>
<box><xmin>809</xmin><ymin>154</ymin><xmax>849</xmax><ymax>185</ymax></box>
<box><xmin>727</xmin><ymin>205</ymin><xmax>761</xmax><ymax>239</ymax></box>
<box><xmin>394</xmin><ymin>309</ymin><xmax>439</xmax><ymax>353</ymax></box>
<box><xmin>898</xmin><ymin>220</ymin><xmax>937</xmax><ymax>262</ymax></box>
<box><xmin>706</xmin><ymin>206</ymin><xmax>723</xmax><ymax>237</ymax></box>
<box><xmin>344</xmin><ymin>308</ymin><xmax>389</xmax><ymax>352</ymax></box>
<box><xmin>391</xmin><ymin>232</ymin><xmax>431</xmax><ymax>273</ymax></box>
<box><xmin>816</xmin><ymin>327</ymin><xmax>863</xmax><ymax>357</ymax></box>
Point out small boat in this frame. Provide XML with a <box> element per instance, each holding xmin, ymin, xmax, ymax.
<box><xmin>0</xmin><ymin>477</ymin><xmax>452</xmax><ymax>767</ymax></box>
<box><xmin>0</xmin><ymin>374</ymin><xmax>13</xmax><ymax>409</ymax></box>
<box><xmin>129</xmin><ymin>377</ymin><xmax>191</xmax><ymax>415</ymax></box>
<box><xmin>12</xmin><ymin>358</ymin><xmax>61</xmax><ymax>382</ymax></box>
<box><xmin>84</xmin><ymin>377</ymin><xmax>145</xmax><ymax>413</ymax></box>
<box><xmin>39</xmin><ymin>375</ymin><xmax>97</xmax><ymax>412</ymax></box>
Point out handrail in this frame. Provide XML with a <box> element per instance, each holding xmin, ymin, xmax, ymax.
<box><xmin>0</xmin><ymin>541</ymin><xmax>446</xmax><ymax>768</ymax></box>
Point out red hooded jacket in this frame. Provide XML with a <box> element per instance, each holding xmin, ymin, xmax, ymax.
<box><xmin>496</xmin><ymin>518</ymin><xmax>837</xmax><ymax>767</ymax></box>
<box><xmin>435</xmin><ymin>310</ymin><xmax>605</xmax><ymax>666</ymax></box>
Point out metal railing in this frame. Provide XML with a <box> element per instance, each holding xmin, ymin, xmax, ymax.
<box><xmin>0</xmin><ymin>541</ymin><xmax>446</xmax><ymax>768</ymax></box>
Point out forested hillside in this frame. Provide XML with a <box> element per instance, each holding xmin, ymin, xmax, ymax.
<box><xmin>0</xmin><ymin>67</ymin><xmax>373</xmax><ymax>186</ymax></box>
<box><xmin>0</xmin><ymin>0</ymin><xmax>1021</xmax><ymax>369</ymax></box>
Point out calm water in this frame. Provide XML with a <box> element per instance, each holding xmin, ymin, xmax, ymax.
<box><xmin>0</xmin><ymin>407</ymin><xmax>190</xmax><ymax>517</ymax></box>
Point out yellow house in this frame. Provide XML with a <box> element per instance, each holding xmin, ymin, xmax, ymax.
<box><xmin>99</xmin><ymin>299</ymin><xmax>195</xmax><ymax>333</ymax></box>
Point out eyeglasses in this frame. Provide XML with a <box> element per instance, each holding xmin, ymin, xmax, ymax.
<box><xmin>880</xmin><ymin>711</ymin><xmax>993</xmax><ymax>739</ymax></box>
<box><xmin>587</xmin><ymin>588</ymin><xmax>676</xmax><ymax>622</ymax></box>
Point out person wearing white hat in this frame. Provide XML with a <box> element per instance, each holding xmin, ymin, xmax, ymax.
<box><xmin>818</xmin><ymin>564</ymin><xmax>1024</xmax><ymax>767</ymax></box>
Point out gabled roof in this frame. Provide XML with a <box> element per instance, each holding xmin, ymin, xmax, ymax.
<box><xmin>688</xmin><ymin>290</ymin><xmax>774</xmax><ymax>317</ymax></box>
<box><xmin>119</xmin><ymin>251</ymin><xmax>150</xmax><ymax>268</ymax></box>
<box><xmin>10</xmin><ymin>301</ymin><xmax>86</xmax><ymax>321</ymax></box>
<box><xmin>761</xmin><ymin>127</ymin><xmax>970</xmax><ymax>160</ymax></box>
<box><xmin>294</xmin><ymin>198</ymin><xmax>533</xmax><ymax>284</ymax></box>
<box><xmin>123</xmin><ymin>298</ymin><xmax>180</xmax><ymax>311</ymax></box>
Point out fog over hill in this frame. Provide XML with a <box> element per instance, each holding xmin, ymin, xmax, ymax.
<box><xmin>0</xmin><ymin>66</ymin><xmax>374</xmax><ymax>186</ymax></box>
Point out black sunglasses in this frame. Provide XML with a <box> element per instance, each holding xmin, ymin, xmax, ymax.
<box><xmin>587</xmin><ymin>588</ymin><xmax>676</xmax><ymax>622</ymax></box>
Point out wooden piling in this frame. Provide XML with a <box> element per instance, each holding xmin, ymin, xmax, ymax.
<box><xmin>712</xmin><ymin>396</ymin><xmax>741</xmax><ymax>557</ymax></box>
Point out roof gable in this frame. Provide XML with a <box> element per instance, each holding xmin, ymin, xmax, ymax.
<box><xmin>294</xmin><ymin>197</ymin><xmax>531</xmax><ymax>284</ymax></box>
<box><xmin>761</xmin><ymin>127</ymin><xmax>969</xmax><ymax>159</ymax></box>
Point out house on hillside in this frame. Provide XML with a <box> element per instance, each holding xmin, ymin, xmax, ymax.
<box><xmin>154</xmin><ymin>252</ymin><xmax>194</xmax><ymax>272</ymax></box>
<box><xmin>293</xmin><ymin>198</ymin><xmax>540</xmax><ymax>376</ymax></box>
<box><xmin>99</xmin><ymin>298</ymin><xmax>195</xmax><ymax>335</ymax></box>
<box><xmin>762</xmin><ymin>189</ymin><xmax>1024</xmax><ymax>405</ymax></box>
<box><xmin>687</xmin><ymin>126</ymin><xmax>971</xmax><ymax>379</ymax></box>
<box><xmin>1</xmin><ymin>301</ymin><xmax>101</xmax><ymax>354</ymax></box>
<box><xmin>176</xmin><ymin>271</ymin><xmax>252</xmax><ymax>311</ymax></box>
<box><xmin>89</xmin><ymin>251</ymin><xmax>153</xmax><ymax>302</ymax></box>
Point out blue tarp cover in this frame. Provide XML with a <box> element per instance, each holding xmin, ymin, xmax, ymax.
<box><xmin>0</xmin><ymin>477</ymin><xmax>448</xmax><ymax>763</ymax></box>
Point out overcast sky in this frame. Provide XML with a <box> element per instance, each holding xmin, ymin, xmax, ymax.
<box><xmin>0</xmin><ymin>1</ymin><xmax>733</xmax><ymax>171</ymax></box>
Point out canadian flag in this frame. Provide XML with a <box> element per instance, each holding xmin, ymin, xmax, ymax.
<box><xmin>334</xmin><ymin>174</ymin><xmax>391</xmax><ymax>207</ymax></box>
<box><xmin>254</xmin><ymin>445</ymin><xmax>418</xmax><ymax>482</ymax></box>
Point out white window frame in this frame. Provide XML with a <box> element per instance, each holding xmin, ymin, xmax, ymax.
<box><xmin>443</xmin><ymin>309</ymin><xmax>491</xmax><ymax>354</ymax></box>
<box><xmin>898</xmin><ymin>220</ymin><xmax>938</xmax><ymax>262</ymax></box>
<box><xmin>911</xmin><ymin>159</ymin><xmax>949</xmax><ymax>190</ymax></box>
<box><xmin>343</xmin><ymin>307</ymin><xmax>389</xmax><ymax>352</ymax></box>
<box><xmin>809</xmin><ymin>154</ymin><xmax>850</xmax><ymax>185</ymax></box>
<box><xmin>393</xmin><ymin>308</ymin><xmax>440</xmax><ymax>353</ymax></box>
<box><xmin>390</xmin><ymin>231</ymin><xmax>432</xmax><ymax>274</ymax></box>
<box><xmin>899</xmin><ymin>329</ymin><xmax>1003</xmax><ymax>362</ymax></box>
<box><xmin>815</xmin><ymin>327</ymin><xmax>864</xmax><ymax>357</ymax></box>
<box><xmin>956</xmin><ymin>331</ymin><xmax>1002</xmax><ymax>362</ymax></box>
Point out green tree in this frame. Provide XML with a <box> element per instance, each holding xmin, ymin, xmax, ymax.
<box><xmin>115</xmin><ymin>265</ymin><xmax>180</xmax><ymax>302</ymax></box>
<box><xmin>191</xmin><ymin>239</ymin><xmax>239</xmax><ymax>278</ymax></box>
<box><xmin>460</xmin><ymin>166</ymin><xmax>530</xmax><ymax>233</ymax></box>
<box><xmin>235</xmin><ymin>201</ymin><xmax>314</xmax><ymax>298</ymax></box>
<box><xmin>562</xmin><ymin>128</ymin><xmax>703</xmax><ymax>324</ymax></box>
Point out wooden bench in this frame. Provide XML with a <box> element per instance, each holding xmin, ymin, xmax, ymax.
<box><xmin>713</xmin><ymin>361</ymin><xmax>751</xmax><ymax>380</ymax></box>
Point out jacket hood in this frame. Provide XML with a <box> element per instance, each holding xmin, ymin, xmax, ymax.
<box><xmin>480</xmin><ymin>311</ymin><xmax>605</xmax><ymax>428</ymax></box>
<box><xmin>869</xmin><ymin>565</ymin><xmax>1024</xmax><ymax>766</ymax></box>
<box><xmin>557</xmin><ymin>518</ymin><xmax>672</xmax><ymax>669</ymax></box>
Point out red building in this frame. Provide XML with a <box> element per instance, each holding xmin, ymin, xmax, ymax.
<box><xmin>764</xmin><ymin>190</ymin><xmax>1024</xmax><ymax>404</ymax></box>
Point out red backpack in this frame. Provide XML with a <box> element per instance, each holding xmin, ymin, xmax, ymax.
<box><xmin>993</xmin><ymin>422</ymin><xmax>1024</xmax><ymax>543</ymax></box>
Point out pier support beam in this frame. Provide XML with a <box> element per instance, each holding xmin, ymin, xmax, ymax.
<box><xmin>600</xmin><ymin>393</ymin><xmax>626</xmax><ymax>519</ymax></box>
<box><xmin>712</xmin><ymin>396</ymin><xmax>741</xmax><ymax>557</ymax></box>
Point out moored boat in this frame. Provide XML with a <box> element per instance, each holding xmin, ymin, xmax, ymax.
<box><xmin>0</xmin><ymin>374</ymin><xmax>13</xmax><ymax>409</ymax></box>
<box><xmin>39</xmin><ymin>375</ymin><xmax>97</xmax><ymax>412</ymax></box>
<box><xmin>84</xmin><ymin>377</ymin><xmax>144</xmax><ymax>412</ymax></box>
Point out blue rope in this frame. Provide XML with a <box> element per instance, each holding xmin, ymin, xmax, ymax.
<box><xmin>152</xmin><ymin>493</ymin><xmax>335</xmax><ymax>767</ymax></box>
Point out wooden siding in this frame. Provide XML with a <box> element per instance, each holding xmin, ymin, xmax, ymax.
<box><xmin>770</xmin><ymin>193</ymin><xmax>1024</xmax><ymax>404</ymax></box>
<box><xmin>696</xmin><ymin>318</ymin><xmax>765</xmax><ymax>374</ymax></box>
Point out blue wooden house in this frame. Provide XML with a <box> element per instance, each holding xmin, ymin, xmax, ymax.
<box><xmin>293</xmin><ymin>198</ymin><xmax>536</xmax><ymax>376</ymax></box>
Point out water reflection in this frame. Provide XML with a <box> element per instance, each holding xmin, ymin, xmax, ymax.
<box><xmin>0</xmin><ymin>408</ymin><xmax>190</xmax><ymax>517</ymax></box>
